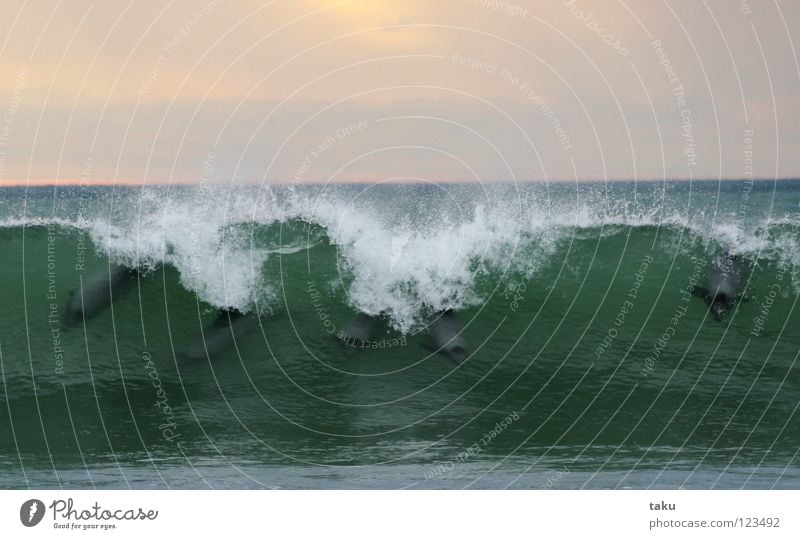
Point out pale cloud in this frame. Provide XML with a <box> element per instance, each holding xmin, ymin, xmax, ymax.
<box><xmin>0</xmin><ymin>0</ymin><xmax>797</xmax><ymax>184</ymax></box>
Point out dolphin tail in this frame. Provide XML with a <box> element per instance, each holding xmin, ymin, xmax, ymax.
<box><xmin>176</xmin><ymin>309</ymin><xmax>256</xmax><ymax>366</ymax></box>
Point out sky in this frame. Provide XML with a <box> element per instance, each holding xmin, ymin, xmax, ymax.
<box><xmin>0</xmin><ymin>0</ymin><xmax>798</xmax><ymax>185</ymax></box>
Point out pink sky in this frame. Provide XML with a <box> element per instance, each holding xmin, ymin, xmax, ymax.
<box><xmin>0</xmin><ymin>0</ymin><xmax>798</xmax><ymax>185</ymax></box>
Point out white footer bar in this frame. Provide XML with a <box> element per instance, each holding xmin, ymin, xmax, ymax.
<box><xmin>1</xmin><ymin>491</ymin><xmax>795</xmax><ymax>538</ymax></box>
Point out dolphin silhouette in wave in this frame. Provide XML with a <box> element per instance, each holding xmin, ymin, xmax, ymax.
<box><xmin>338</xmin><ymin>313</ymin><xmax>377</xmax><ymax>353</ymax></box>
<box><xmin>64</xmin><ymin>264</ymin><xmax>136</xmax><ymax>325</ymax></box>
<box><xmin>423</xmin><ymin>310</ymin><xmax>468</xmax><ymax>365</ymax></box>
<box><xmin>692</xmin><ymin>251</ymin><xmax>748</xmax><ymax>321</ymax></box>
<box><xmin>175</xmin><ymin>309</ymin><xmax>258</xmax><ymax>364</ymax></box>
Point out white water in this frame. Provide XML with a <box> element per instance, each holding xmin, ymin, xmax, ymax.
<box><xmin>2</xmin><ymin>183</ymin><xmax>798</xmax><ymax>330</ymax></box>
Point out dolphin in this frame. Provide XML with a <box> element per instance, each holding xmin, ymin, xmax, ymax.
<box><xmin>692</xmin><ymin>251</ymin><xmax>747</xmax><ymax>321</ymax></box>
<box><xmin>424</xmin><ymin>310</ymin><xmax>468</xmax><ymax>365</ymax></box>
<box><xmin>338</xmin><ymin>313</ymin><xmax>377</xmax><ymax>353</ymax></box>
<box><xmin>175</xmin><ymin>309</ymin><xmax>258</xmax><ymax>364</ymax></box>
<box><xmin>64</xmin><ymin>264</ymin><xmax>136</xmax><ymax>325</ymax></box>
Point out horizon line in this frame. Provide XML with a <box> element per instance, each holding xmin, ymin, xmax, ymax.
<box><xmin>1</xmin><ymin>177</ymin><xmax>798</xmax><ymax>188</ymax></box>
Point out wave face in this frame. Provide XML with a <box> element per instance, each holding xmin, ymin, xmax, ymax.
<box><xmin>1</xmin><ymin>181</ymin><xmax>799</xmax><ymax>488</ymax></box>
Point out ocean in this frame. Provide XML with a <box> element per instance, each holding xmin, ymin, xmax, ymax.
<box><xmin>0</xmin><ymin>179</ymin><xmax>798</xmax><ymax>489</ymax></box>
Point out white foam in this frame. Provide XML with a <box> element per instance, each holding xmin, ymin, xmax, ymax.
<box><xmin>304</xmin><ymin>198</ymin><xmax>549</xmax><ymax>331</ymax></box>
<box><xmin>84</xmin><ymin>186</ymin><xmax>281</xmax><ymax>313</ymax></box>
<box><xmin>3</xmin><ymin>184</ymin><xmax>798</xmax><ymax>330</ymax></box>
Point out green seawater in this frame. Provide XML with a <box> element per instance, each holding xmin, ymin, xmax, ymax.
<box><xmin>0</xmin><ymin>181</ymin><xmax>798</xmax><ymax>488</ymax></box>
